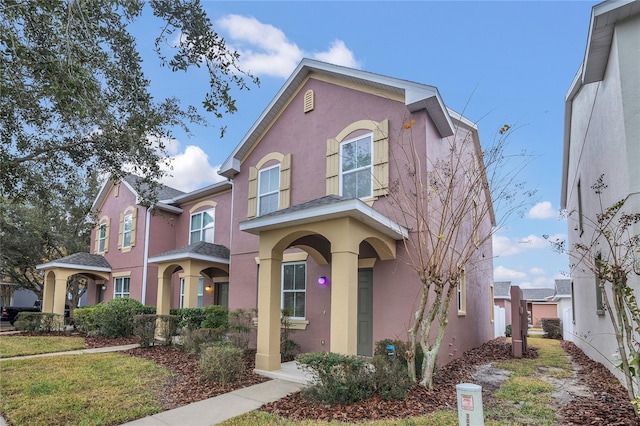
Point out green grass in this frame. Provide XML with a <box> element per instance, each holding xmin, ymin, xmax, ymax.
<box><xmin>0</xmin><ymin>335</ymin><xmax>86</xmax><ymax>358</ymax></box>
<box><xmin>486</xmin><ymin>337</ymin><xmax>572</xmax><ymax>425</ymax></box>
<box><xmin>0</xmin><ymin>353</ymin><xmax>171</xmax><ymax>426</ymax></box>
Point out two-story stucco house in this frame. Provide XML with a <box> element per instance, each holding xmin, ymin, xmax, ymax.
<box><xmin>561</xmin><ymin>0</ymin><xmax>640</xmax><ymax>389</ymax></box>
<box><xmin>38</xmin><ymin>59</ymin><xmax>495</xmax><ymax>372</ymax></box>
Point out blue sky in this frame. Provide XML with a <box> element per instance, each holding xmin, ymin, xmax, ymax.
<box><xmin>130</xmin><ymin>1</ymin><xmax>601</xmax><ymax>289</ymax></box>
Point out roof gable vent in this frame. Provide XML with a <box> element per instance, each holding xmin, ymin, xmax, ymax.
<box><xmin>303</xmin><ymin>89</ymin><xmax>314</xmax><ymax>113</ymax></box>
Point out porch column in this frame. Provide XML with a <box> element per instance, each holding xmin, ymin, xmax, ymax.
<box><xmin>42</xmin><ymin>271</ymin><xmax>55</xmax><ymax>313</ymax></box>
<box><xmin>182</xmin><ymin>271</ymin><xmax>201</xmax><ymax>309</ymax></box>
<box><xmin>156</xmin><ymin>268</ymin><xmax>171</xmax><ymax>316</ymax></box>
<box><xmin>53</xmin><ymin>272</ymin><xmax>68</xmax><ymax>327</ymax></box>
<box><xmin>330</xmin><ymin>248</ymin><xmax>359</xmax><ymax>355</ymax></box>
<box><xmin>255</xmin><ymin>251</ymin><xmax>283</xmax><ymax>371</ymax></box>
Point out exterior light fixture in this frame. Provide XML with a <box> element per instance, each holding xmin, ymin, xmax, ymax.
<box><xmin>317</xmin><ymin>276</ymin><xmax>329</xmax><ymax>286</ymax></box>
<box><xmin>205</xmin><ymin>285</ymin><xmax>213</xmax><ymax>292</ymax></box>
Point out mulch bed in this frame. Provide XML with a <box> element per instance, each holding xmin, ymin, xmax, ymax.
<box><xmin>11</xmin><ymin>332</ymin><xmax>638</xmax><ymax>423</ymax></box>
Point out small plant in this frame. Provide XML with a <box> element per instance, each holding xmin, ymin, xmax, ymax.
<box><xmin>133</xmin><ymin>315</ymin><xmax>157</xmax><ymax>347</ymax></box>
<box><xmin>199</xmin><ymin>342</ymin><xmax>246</xmax><ymax>385</ymax></box>
<box><xmin>296</xmin><ymin>352</ymin><xmax>375</xmax><ymax>405</ymax></box>
<box><xmin>182</xmin><ymin>328</ymin><xmax>226</xmax><ymax>355</ymax></box>
<box><xmin>541</xmin><ymin>318</ymin><xmax>562</xmax><ymax>340</ymax></box>
<box><xmin>374</xmin><ymin>338</ymin><xmax>423</xmax><ymax>380</ymax></box>
<box><xmin>506</xmin><ymin>324</ymin><xmax>512</xmax><ymax>337</ymax></box>
<box><xmin>171</xmin><ymin>307</ymin><xmax>207</xmax><ymax>331</ymax></box>
<box><xmin>371</xmin><ymin>355</ymin><xmax>412</xmax><ymax>400</ymax></box>
<box><xmin>281</xmin><ymin>308</ymin><xmax>300</xmax><ymax>361</ymax></box>
<box><xmin>228</xmin><ymin>308</ymin><xmax>257</xmax><ymax>350</ymax></box>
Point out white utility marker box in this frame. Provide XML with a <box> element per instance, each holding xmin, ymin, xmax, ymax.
<box><xmin>456</xmin><ymin>383</ymin><xmax>484</xmax><ymax>425</ymax></box>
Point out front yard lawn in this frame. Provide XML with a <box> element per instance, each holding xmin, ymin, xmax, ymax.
<box><xmin>0</xmin><ymin>353</ymin><xmax>171</xmax><ymax>426</ymax></box>
<box><xmin>0</xmin><ymin>335</ymin><xmax>86</xmax><ymax>358</ymax></box>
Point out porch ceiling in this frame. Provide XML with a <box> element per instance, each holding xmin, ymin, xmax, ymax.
<box><xmin>239</xmin><ymin>195</ymin><xmax>408</xmax><ymax>241</ymax></box>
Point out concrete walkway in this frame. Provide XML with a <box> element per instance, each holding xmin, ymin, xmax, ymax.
<box><xmin>0</xmin><ymin>337</ymin><xmax>309</xmax><ymax>426</ymax></box>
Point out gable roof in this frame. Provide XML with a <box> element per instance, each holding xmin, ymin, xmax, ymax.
<box><xmin>92</xmin><ymin>174</ymin><xmax>185</xmax><ymax>214</ymax></box>
<box><xmin>148</xmin><ymin>241</ymin><xmax>230</xmax><ymax>264</ymax></box>
<box><xmin>219</xmin><ymin>58</ymin><xmax>457</xmax><ymax>179</ymax></box>
<box><xmin>551</xmin><ymin>279</ymin><xmax>572</xmax><ymax>301</ymax></box>
<box><xmin>494</xmin><ymin>281</ymin><xmax>512</xmax><ymax>299</ymax></box>
<box><xmin>522</xmin><ymin>287</ymin><xmax>556</xmax><ymax>302</ymax></box>
<box><xmin>36</xmin><ymin>253</ymin><xmax>111</xmax><ymax>272</ymax></box>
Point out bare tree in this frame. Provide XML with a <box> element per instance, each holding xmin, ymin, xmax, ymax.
<box><xmin>386</xmin><ymin>112</ymin><xmax>533</xmax><ymax>387</ymax></box>
<box><xmin>550</xmin><ymin>175</ymin><xmax>640</xmax><ymax>403</ymax></box>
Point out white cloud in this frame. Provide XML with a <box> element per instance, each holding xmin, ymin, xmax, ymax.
<box><xmin>529</xmin><ymin>267</ymin><xmax>545</xmax><ymax>276</ymax></box>
<box><xmin>160</xmin><ymin>145</ymin><xmax>225</xmax><ymax>192</ymax></box>
<box><xmin>494</xmin><ymin>265</ymin><xmax>526</xmax><ymax>281</ymax></box>
<box><xmin>527</xmin><ymin>201</ymin><xmax>557</xmax><ymax>219</ymax></box>
<box><xmin>216</xmin><ymin>14</ymin><xmax>360</xmax><ymax>78</ymax></box>
<box><xmin>492</xmin><ymin>234</ymin><xmax>522</xmax><ymax>257</ymax></box>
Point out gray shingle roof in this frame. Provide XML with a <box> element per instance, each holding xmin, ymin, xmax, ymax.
<box><xmin>37</xmin><ymin>253</ymin><xmax>111</xmax><ymax>270</ymax></box>
<box><xmin>151</xmin><ymin>242</ymin><xmax>230</xmax><ymax>260</ymax></box>
<box><xmin>554</xmin><ymin>279</ymin><xmax>572</xmax><ymax>296</ymax></box>
<box><xmin>124</xmin><ymin>174</ymin><xmax>185</xmax><ymax>201</ymax></box>
<box><xmin>522</xmin><ymin>288</ymin><xmax>555</xmax><ymax>301</ymax></box>
<box><xmin>257</xmin><ymin>195</ymin><xmax>347</xmax><ymax>219</ymax></box>
<box><xmin>494</xmin><ymin>281</ymin><xmax>512</xmax><ymax>299</ymax></box>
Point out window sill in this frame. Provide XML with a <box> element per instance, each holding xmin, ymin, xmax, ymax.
<box><xmin>252</xmin><ymin>318</ymin><xmax>309</xmax><ymax>330</ymax></box>
<box><xmin>457</xmin><ymin>310</ymin><xmax>467</xmax><ymax>317</ymax></box>
<box><xmin>596</xmin><ymin>309</ymin><xmax>605</xmax><ymax>316</ymax></box>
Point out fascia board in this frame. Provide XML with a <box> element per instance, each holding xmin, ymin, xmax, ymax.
<box><xmin>148</xmin><ymin>253</ymin><xmax>229</xmax><ymax>265</ymax></box>
<box><xmin>36</xmin><ymin>262</ymin><xmax>111</xmax><ymax>272</ymax></box>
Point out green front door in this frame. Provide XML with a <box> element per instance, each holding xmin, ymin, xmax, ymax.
<box><xmin>357</xmin><ymin>268</ymin><xmax>373</xmax><ymax>357</ymax></box>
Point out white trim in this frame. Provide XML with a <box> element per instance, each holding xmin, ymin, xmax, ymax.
<box><xmin>141</xmin><ymin>207</ymin><xmax>152</xmax><ymax>305</ymax></box>
<box><xmin>189</xmin><ymin>208</ymin><xmax>215</xmax><ymax>244</ymax></box>
<box><xmin>148</xmin><ymin>252</ymin><xmax>230</xmax><ymax>265</ymax></box>
<box><xmin>240</xmin><ymin>197</ymin><xmax>408</xmax><ymax>240</ymax></box>
<box><xmin>36</xmin><ymin>262</ymin><xmax>111</xmax><ymax>272</ymax></box>
<box><xmin>258</xmin><ymin>164</ymin><xmax>281</xmax><ymax>216</ymax></box>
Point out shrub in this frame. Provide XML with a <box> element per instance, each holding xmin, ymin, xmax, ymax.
<box><xmin>541</xmin><ymin>318</ymin><xmax>562</xmax><ymax>339</ymax></box>
<box><xmin>95</xmin><ymin>298</ymin><xmax>145</xmax><ymax>337</ymax></box>
<box><xmin>201</xmin><ymin>305</ymin><xmax>229</xmax><ymax>330</ymax></box>
<box><xmin>156</xmin><ymin>315</ymin><xmax>179</xmax><ymax>345</ymax></box>
<box><xmin>171</xmin><ymin>308</ymin><xmax>207</xmax><ymax>331</ymax></box>
<box><xmin>133</xmin><ymin>315</ymin><xmax>157</xmax><ymax>347</ymax></box>
<box><xmin>371</xmin><ymin>355</ymin><xmax>412</xmax><ymax>401</ymax></box>
<box><xmin>199</xmin><ymin>343</ymin><xmax>246</xmax><ymax>385</ymax></box>
<box><xmin>73</xmin><ymin>305</ymin><xmax>101</xmax><ymax>334</ymax></box>
<box><xmin>296</xmin><ymin>352</ymin><xmax>375</xmax><ymax>405</ymax></box>
<box><xmin>505</xmin><ymin>324</ymin><xmax>512</xmax><ymax>337</ymax></box>
<box><xmin>228</xmin><ymin>308</ymin><xmax>257</xmax><ymax>350</ymax></box>
<box><xmin>374</xmin><ymin>338</ymin><xmax>423</xmax><ymax>380</ymax></box>
<box><xmin>182</xmin><ymin>327</ymin><xmax>226</xmax><ymax>355</ymax></box>
<box><xmin>14</xmin><ymin>312</ymin><xmax>64</xmax><ymax>332</ymax></box>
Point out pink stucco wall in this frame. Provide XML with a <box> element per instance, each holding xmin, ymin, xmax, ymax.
<box><xmin>531</xmin><ymin>303</ymin><xmax>558</xmax><ymax>328</ymax></box>
<box><xmin>228</xmin><ymin>77</ymin><xmax>494</xmax><ymax>363</ymax></box>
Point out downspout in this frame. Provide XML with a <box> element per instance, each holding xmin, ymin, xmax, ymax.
<box><xmin>229</xmin><ymin>179</ymin><xmax>234</xmax><ymax>249</ymax></box>
<box><xmin>141</xmin><ymin>205</ymin><xmax>153</xmax><ymax>305</ymax></box>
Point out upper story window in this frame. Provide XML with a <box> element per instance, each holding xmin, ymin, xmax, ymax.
<box><xmin>258</xmin><ymin>165</ymin><xmax>280</xmax><ymax>216</ymax></box>
<box><xmin>122</xmin><ymin>213</ymin><xmax>133</xmax><ymax>248</ymax></box>
<box><xmin>340</xmin><ymin>134</ymin><xmax>373</xmax><ymax>199</ymax></box>
<box><xmin>282</xmin><ymin>262</ymin><xmax>306</xmax><ymax>319</ymax></box>
<box><xmin>457</xmin><ymin>269</ymin><xmax>467</xmax><ymax>315</ymax></box>
<box><xmin>98</xmin><ymin>223</ymin><xmax>107</xmax><ymax>253</ymax></box>
<box><xmin>94</xmin><ymin>216</ymin><xmax>110</xmax><ymax>254</ymax></box>
<box><xmin>190</xmin><ymin>209</ymin><xmax>215</xmax><ymax>244</ymax></box>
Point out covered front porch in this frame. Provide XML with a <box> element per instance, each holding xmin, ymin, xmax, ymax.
<box><xmin>36</xmin><ymin>253</ymin><xmax>112</xmax><ymax>319</ymax></box>
<box><xmin>240</xmin><ymin>195</ymin><xmax>408</xmax><ymax>372</ymax></box>
<box><xmin>148</xmin><ymin>241</ymin><xmax>231</xmax><ymax>313</ymax></box>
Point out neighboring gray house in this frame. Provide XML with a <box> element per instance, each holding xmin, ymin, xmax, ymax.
<box><xmin>561</xmin><ymin>0</ymin><xmax>640</xmax><ymax>389</ymax></box>
<box><xmin>493</xmin><ymin>281</ymin><xmax>512</xmax><ymax>326</ymax></box>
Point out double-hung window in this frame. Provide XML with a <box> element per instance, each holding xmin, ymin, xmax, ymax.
<box><xmin>282</xmin><ymin>262</ymin><xmax>306</xmax><ymax>319</ymax></box>
<box><xmin>457</xmin><ymin>269</ymin><xmax>467</xmax><ymax>315</ymax></box>
<box><xmin>190</xmin><ymin>209</ymin><xmax>215</xmax><ymax>244</ymax></box>
<box><xmin>340</xmin><ymin>134</ymin><xmax>373</xmax><ymax>199</ymax></box>
<box><xmin>122</xmin><ymin>213</ymin><xmax>133</xmax><ymax>248</ymax></box>
<box><xmin>180</xmin><ymin>277</ymin><xmax>204</xmax><ymax>308</ymax></box>
<box><xmin>114</xmin><ymin>277</ymin><xmax>130</xmax><ymax>298</ymax></box>
<box><xmin>258</xmin><ymin>165</ymin><xmax>280</xmax><ymax>216</ymax></box>
<box><xmin>98</xmin><ymin>223</ymin><xmax>107</xmax><ymax>253</ymax></box>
